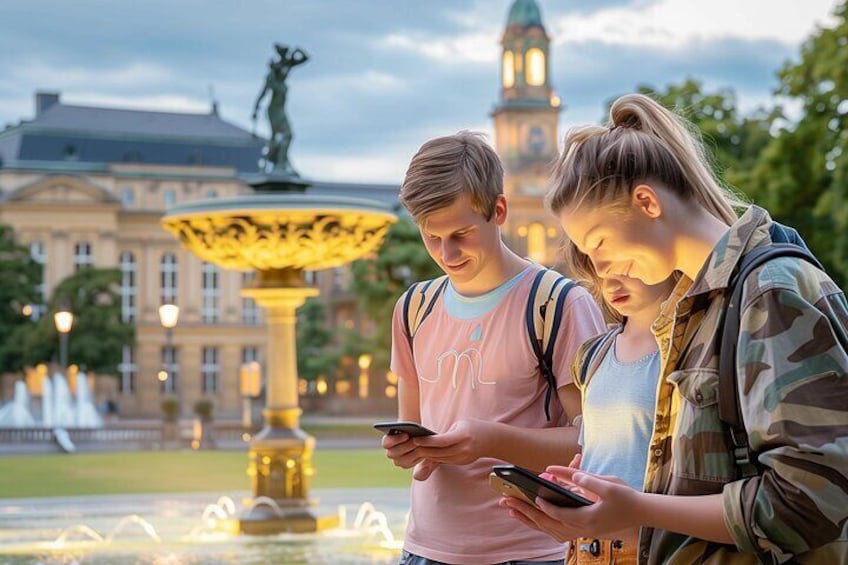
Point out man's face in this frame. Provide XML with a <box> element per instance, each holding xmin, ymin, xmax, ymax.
<box><xmin>419</xmin><ymin>194</ymin><xmax>504</xmax><ymax>286</ymax></box>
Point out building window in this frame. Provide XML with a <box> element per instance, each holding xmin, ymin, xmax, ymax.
<box><xmin>527</xmin><ymin>223</ymin><xmax>547</xmax><ymax>264</ymax></box>
<box><xmin>526</xmin><ymin>47</ymin><xmax>545</xmax><ymax>86</ymax></box>
<box><xmin>160</xmin><ymin>253</ymin><xmax>178</xmax><ymax>305</ymax></box>
<box><xmin>161</xmin><ymin>346</ymin><xmax>179</xmax><ymax>394</ymax></box>
<box><xmin>241</xmin><ymin>272</ymin><xmax>260</xmax><ymax>325</ymax></box>
<box><xmin>201</xmin><ymin>347</ymin><xmax>220</xmax><ymax>394</ymax></box>
<box><xmin>205</xmin><ymin>189</ymin><xmax>218</xmax><ymax>199</ymax></box>
<box><xmin>304</xmin><ymin>271</ymin><xmax>316</xmax><ymax>285</ymax></box>
<box><xmin>74</xmin><ymin>242</ymin><xmax>93</xmax><ymax>271</ymax></box>
<box><xmin>202</xmin><ymin>262</ymin><xmax>220</xmax><ymax>323</ymax></box>
<box><xmin>164</xmin><ymin>188</ymin><xmax>177</xmax><ymax>208</ymax></box>
<box><xmin>331</xmin><ymin>267</ymin><xmax>350</xmax><ymax>292</ymax></box>
<box><xmin>119</xmin><ymin>251</ymin><xmax>137</xmax><ymax>323</ymax></box>
<box><xmin>29</xmin><ymin>241</ymin><xmax>47</xmax><ymax>320</ymax></box>
<box><xmin>118</xmin><ymin>345</ymin><xmax>137</xmax><ymax>394</ymax></box>
<box><xmin>242</xmin><ymin>346</ymin><xmax>260</xmax><ymax>365</ymax></box>
<box><xmin>121</xmin><ymin>186</ymin><xmax>135</xmax><ymax>207</ymax></box>
<box><xmin>502</xmin><ymin>51</ymin><xmax>515</xmax><ymax>88</ymax></box>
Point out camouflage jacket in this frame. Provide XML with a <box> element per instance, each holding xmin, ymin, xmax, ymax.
<box><xmin>575</xmin><ymin>206</ymin><xmax>848</xmax><ymax>564</ymax></box>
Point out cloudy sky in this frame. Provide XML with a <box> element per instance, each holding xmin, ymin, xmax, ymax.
<box><xmin>0</xmin><ymin>0</ymin><xmax>840</xmax><ymax>184</ymax></box>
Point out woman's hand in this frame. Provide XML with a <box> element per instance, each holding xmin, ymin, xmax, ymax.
<box><xmin>501</xmin><ymin>467</ymin><xmax>643</xmax><ymax>543</ymax></box>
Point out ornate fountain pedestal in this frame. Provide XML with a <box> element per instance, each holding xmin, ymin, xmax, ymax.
<box><xmin>161</xmin><ymin>195</ymin><xmax>396</xmax><ymax>535</ymax></box>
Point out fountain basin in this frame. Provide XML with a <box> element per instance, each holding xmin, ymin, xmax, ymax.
<box><xmin>161</xmin><ymin>193</ymin><xmax>397</xmax><ymax>272</ymax></box>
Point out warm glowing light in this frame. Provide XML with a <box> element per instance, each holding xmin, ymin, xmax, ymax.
<box><xmin>262</xmin><ymin>456</ymin><xmax>271</xmax><ymax>465</ymax></box>
<box><xmin>386</xmin><ymin>371</ymin><xmax>398</xmax><ymax>385</ymax></box>
<box><xmin>286</xmin><ymin>459</ymin><xmax>296</xmax><ymax>469</ymax></box>
<box><xmin>191</xmin><ymin>440</ymin><xmax>200</xmax><ymax>450</ymax></box>
<box><xmin>242</xmin><ymin>433</ymin><xmax>251</xmax><ymax>442</ymax></box>
<box><xmin>298</xmin><ymin>379</ymin><xmax>308</xmax><ymax>395</ymax></box>
<box><xmin>157</xmin><ymin>370</ymin><xmax>168</xmax><ymax>382</ymax></box>
<box><xmin>517</xmin><ymin>226</ymin><xmax>528</xmax><ymax>237</ymax></box>
<box><xmin>502</xmin><ymin>51</ymin><xmax>515</xmax><ymax>88</ymax></box>
<box><xmin>240</xmin><ymin>362</ymin><xmax>262</xmax><ymax>397</ymax></box>
<box><xmin>547</xmin><ymin>227</ymin><xmax>558</xmax><ymax>238</ymax></box>
<box><xmin>54</xmin><ymin>310</ymin><xmax>74</xmax><ymax>334</ymax></box>
<box><xmin>526</xmin><ymin>48</ymin><xmax>545</xmax><ymax>86</ymax></box>
<box><xmin>316</xmin><ymin>377</ymin><xmax>328</xmax><ymax>395</ymax></box>
<box><xmin>22</xmin><ymin>304</ymin><xmax>32</xmax><ymax>317</ymax></box>
<box><xmin>158</xmin><ymin>304</ymin><xmax>180</xmax><ymax>329</ymax></box>
<box><xmin>385</xmin><ymin>385</ymin><xmax>397</xmax><ymax>399</ymax></box>
<box><xmin>336</xmin><ymin>380</ymin><xmax>351</xmax><ymax>395</ymax></box>
<box><xmin>550</xmin><ymin>94</ymin><xmax>561</xmax><ymax>107</ymax></box>
<box><xmin>527</xmin><ymin>223</ymin><xmax>547</xmax><ymax>264</ymax></box>
<box><xmin>357</xmin><ymin>354</ymin><xmax>372</xmax><ymax>371</ymax></box>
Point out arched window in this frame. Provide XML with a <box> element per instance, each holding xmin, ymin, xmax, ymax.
<box><xmin>502</xmin><ymin>51</ymin><xmax>515</xmax><ymax>88</ymax></box>
<box><xmin>202</xmin><ymin>261</ymin><xmax>220</xmax><ymax>323</ymax></box>
<box><xmin>119</xmin><ymin>251</ymin><xmax>137</xmax><ymax>323</ymax></box>
<box><xmin>160</xmin><ymin>253</ymin><xmax>178</xmax><ymax>305</ymax></box>
<box><xmin>74</xmin><ymin>242</ymin><xmax>93</xmax><ymax>271</ymax></box>
<box><xmin>527</xmin><ymin>223</ymin><xmax>547</xmax><ymax>264</ymax></box>
<box><xmin>525</xmin><ymin>48</ymin><xmax>546</xmax><ymax>86</ymax></box>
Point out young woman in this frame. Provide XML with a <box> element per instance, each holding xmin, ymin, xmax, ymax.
<box><xmin>560</xmin><ymin>240</ymin><xmax>676</xmax><ymax>565</ymax></box>
<box><xmin>502</xmin><ymin>93</ymin><xmax>848</xmax><ymax>564</ymax></box>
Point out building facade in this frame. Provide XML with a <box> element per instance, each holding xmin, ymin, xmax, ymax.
<box><xmin>0</xmin><ymin>0</ymin><xmax>559</xmax><ymax>419</ymax></box>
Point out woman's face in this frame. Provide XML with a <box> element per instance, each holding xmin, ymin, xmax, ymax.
<box><xmin>559</xmin><ymin>197</ymin><xmax>676</xmax><ymax>286</ymax></box>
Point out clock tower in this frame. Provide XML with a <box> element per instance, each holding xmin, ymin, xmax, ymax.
<box><xmin>492</xmin><ymin>0</ymin><xmax>562</xmax><ymax>264</ymax></box>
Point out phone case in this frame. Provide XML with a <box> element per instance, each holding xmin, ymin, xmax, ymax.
<box><xmin>490</xmin><ymin>465</ymin><xmax>592</xmax><ymax>507</ymax></box>
<box><xmin>373</xmin><ymin>421</ymin><xmax>436</xmax><ymax>437</ymax></box>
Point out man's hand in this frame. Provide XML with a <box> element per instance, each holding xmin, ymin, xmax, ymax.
<box><xmin>410</xmin><ymin>419</ymin><xmax>489</xmax><ymax>466</ymax></box>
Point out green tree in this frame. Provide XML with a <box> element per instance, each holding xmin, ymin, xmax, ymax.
<box><xmin>749</xmin><ymin>1</ymin><xmax>848</xmax><ymax>285</ymax></box>
<box><xmin>0</xmin><ymin>224</ymin><xmax>42</xmax><ymax>373</ymax></box>
<box><xmin>634</xmin><ymin>78</ymin><xmax>776</xmax><ymax>192</ymax></box>
<box><xmin>17</xmin><ymin>267</ymin><xmax>135</xmax><ymax>374</ymax></box>
<box><xmin>296</xmin><ymin>298</ymin><xmax>337</xmax><ymax>381</ymax></box>
<box><xmin>350</xmin><ymin>217</ymin><xmax>441</xmax><ymax>372</ymax></box>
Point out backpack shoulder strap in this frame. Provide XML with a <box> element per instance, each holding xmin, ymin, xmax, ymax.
<box><xmin>718</xmin><ymin>243</ymin><xmax>822</xmax><ymax>478</ymax></box>
<box><xmin>402</xmin><ymin>275</ymin><xmax>449</xmax><ymax>352</ymax></box>
<box><xmin>574</xmin><ymin>328</ymin><xmax>618</xmax><ymax>394</ymax></box>
<box><xmin>526</xmin><ymin>268</ymin><xmax>576</xmax><ymax>421</ymax></box>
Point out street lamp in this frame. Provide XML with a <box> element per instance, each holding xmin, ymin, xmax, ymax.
<box><xmin>158</xmin><ymin>304</ymin><xmax>179</xmax><ymax>392</ymax></box>
<box><xmin>357</xmin><ymin>353</ymin><xmax>372</xmax><ymax>400</ymax></box>
<box><xmin>53</xmin><ymin>310</ymin><xmax>74</xmax><ymax>372</ymax></box>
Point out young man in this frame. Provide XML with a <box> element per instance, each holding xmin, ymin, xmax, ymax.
<box><xmin>382</xmin><ymin>132</ymin><xmax>605</xmax><ymax>565</ymax></box>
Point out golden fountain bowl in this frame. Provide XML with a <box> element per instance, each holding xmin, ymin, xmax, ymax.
<box><xmin>161</xmin><ymin>194</ymin><xmax>397</xmax><ymax>272</ymax></box>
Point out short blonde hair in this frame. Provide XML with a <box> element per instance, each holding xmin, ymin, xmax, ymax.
<box><xmin>400</xmin><ymin>131</ymin><xmax>503</xmax><ymax>223</ymax></box>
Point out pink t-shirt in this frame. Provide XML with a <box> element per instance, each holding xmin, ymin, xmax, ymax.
<box><xmin>391</xmin><ymin>267</ymin><xmax>605</xmax><ymax>564</ymax></box>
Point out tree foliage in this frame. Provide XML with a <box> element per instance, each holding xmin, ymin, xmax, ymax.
<box><xmin>296</xmin><ymin>298</ymin><xmax>337</xmax><ymax>381</ymax></box>
<box><xmin>748</xmin><ymin>1</ymin><xmax>848</xmax><ymax>285</ymax></box>
<box><xmin>0</xmin><ymin>225</ymin><xmax>42</xmax><ymax>373</ymax></box>
<box><xmin>350</xmin><ymin>217</ymin><xmax>441</xmax><ymax>373</ymax></box>
<box><xmin>14</xmin><ymin>267</ymin><xmax>135</xmax><ymax>374</ymax></box>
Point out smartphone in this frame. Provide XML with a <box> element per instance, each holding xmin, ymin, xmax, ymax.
<box><xmin>373</xmin><ymin>421</ymin><xmax>436</xmax><ymax>437</ymax></box>
<box><xmin>489</xmin><ymin>464</ymin><xmax>593</xmax><ymax>508</ymax></box>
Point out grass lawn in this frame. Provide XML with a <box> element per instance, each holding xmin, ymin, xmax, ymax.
<box><xmin>0</xmin><ymin>448</ymin><xmax>411</xmax><ymax>499</ymax></box>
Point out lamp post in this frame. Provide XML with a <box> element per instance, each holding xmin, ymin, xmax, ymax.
<box><xmin>158</xmin><ymin>304</ymin><xmax>180</xmax><ymax>394</ymax></box>
<box><xmin>357</xmin><ymin>353</ymin><xmax>372</xmax><ymax>400</ymax></box>
<box><xmin>53</xmin><ymin>310</ymin><xmax>74</xmax><ymax>373</ymax></box>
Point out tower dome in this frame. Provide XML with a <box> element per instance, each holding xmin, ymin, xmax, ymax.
<box><xmin>506</xmin><ymin>0</ymin><xmax>544</xmax><ymax>29</ymax></box>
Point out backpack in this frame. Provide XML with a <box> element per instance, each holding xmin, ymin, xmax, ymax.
<box><xmin>717</xmin><ymin>240</ymin><xmax>822</xmax><ymax>478</ymax></box>
<box><xmin>401</xmin><ymin>268</ymin><xmax>576</xmax><ymax>421</ymax></box>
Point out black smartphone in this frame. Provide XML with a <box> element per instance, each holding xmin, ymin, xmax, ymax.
<box><xmin>490</xmin><ymin>464</ymin><xmax>593</xmax><ymax>508</ymax></box>
<box><xmin>373</xmin><ymin>421</ymin><xmax>436</xmax><ymax>437</ymax></box>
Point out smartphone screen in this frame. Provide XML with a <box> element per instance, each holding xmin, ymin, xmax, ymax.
<box><xmin>373</xmin><ymin>421</ymin><xmax>436</xmax><ymax>437</ymax></box>
<box><xmin>491</xmin><ymin>464</ymin><xmax>592</xmax><ymax>507</ymax></box>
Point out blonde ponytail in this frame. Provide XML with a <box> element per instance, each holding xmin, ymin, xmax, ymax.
<box><xmin>546</xmin><ymin>93</ymin><xmax>747</xmax><ymax>224</ymax></box>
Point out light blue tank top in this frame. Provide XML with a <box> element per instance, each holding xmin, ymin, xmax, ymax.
<box><xmin>578</xmin><ymin>328</ymin><xmax>659</xmax><ymax>491</ymax></box>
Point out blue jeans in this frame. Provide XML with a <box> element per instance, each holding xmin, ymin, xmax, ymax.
<box><xmin>399</xmin><ymin>550</ymin><xmax>564</xmax><ymax>565</ymax></box>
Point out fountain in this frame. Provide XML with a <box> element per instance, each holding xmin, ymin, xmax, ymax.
<box><xmin>160</xmin><ymin>43</ymin><xmax>397</xmax><ymax>535</ymax></box>
<box><xmin>0</xmin><ymin>371</ymin><xmax>103</xmax><ymax>430</ymax></box>
<box><xmin>0</xmin><ymin>381</ymin><xmax>36</xmax><ymax>427</ymax></box>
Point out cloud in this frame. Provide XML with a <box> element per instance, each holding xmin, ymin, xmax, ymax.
<box><xmin>551</xmin><ymin>0</ymin><xmax>837</xmax><ymax>49</ymax></box>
